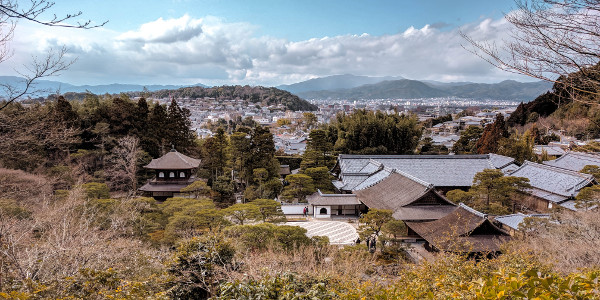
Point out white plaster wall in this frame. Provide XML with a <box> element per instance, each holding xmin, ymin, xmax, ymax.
<box><xmin>281</xmin><ymin>204</ymin><xmax>312</xmax><ymax>215</ymax></box>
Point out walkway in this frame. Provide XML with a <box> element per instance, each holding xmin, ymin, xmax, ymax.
<box><xmin>283</xmin><ymin>220</ymin><xmax>359</xmax><ymax>245</ymax></box>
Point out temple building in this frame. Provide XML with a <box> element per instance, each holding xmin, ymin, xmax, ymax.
<box><xmin>139</xmin><ymin>149</ymin><xmax>201</xmax><ymax>200</ymax></box>
<box><xmin>406</xmin><ymin>203</ymin><xmax>511</xmax><ymax>255</ymax></box>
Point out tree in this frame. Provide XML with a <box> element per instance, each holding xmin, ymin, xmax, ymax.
<box><xmin>195</xmin><ymin>209</ymin><xmax>229</xmax><ymax>232</ymax></box>
<box><xmin>452</xmin><ymin>126</ymin><xmax>483</xmax><ymax>154</ymax></box>
<box><xmin>250</xmin><ymin>198</ymin><xmax>285</xmax><ymax>223</ymax></box>
<box><xmin>303</xmin><ymin>166</ymin><xmax>334</xmax><ymax>193</ymax></box>
<box><xmin>224</xmin><ymin>203</ymin><xmax>260</xmax><ymax>225</ymax></box>
<box><xmin>358</xmin><ymin>209</ymin><xmax>393</xmax><ymax>252</ymax></box>
<box><xmin>461</xmin><ymin>0</ymin><xmax>600</xmax><ymax>103</ymax></box>
<box><xmin>301</xmin><ymin>129</ymin><xmax>335</xmax><ymax>169</ymax></box>
<box><xmin>471</xmin><ymin>169</ymin><xmax>531</xmax><ymax>214</ymax></box>
<box><xmin>475</xmin><ymin>114</ymin><xmax>509</xmax><ymax>154</ymax></box>
<box><xmin>181</xmin><ymin>180</ymin><xmax>211</xmax><ymax>199</ymax></box>
<box><xmin>281</xmin><ymin>174</ymin><xmax>316</xmax><ymax>203</ymax></box>
<box><xmin>201</xmin><ymin>128</ymin><xmax>230</xmax><ymax>183</ymax></box>
<box><xmin>575</xmin><ymin>185</ymin><xmax>600</xmax><ymax>211</ymax></box>
<box><xmin>0</xmin><ymin>1</ymin><xmax>106</xmax><ymax>110</ymax></box>
<box><xmin>106</xmin><ymin>136</ymin><xmax>141</xmax><ymax>191</ymax></box>
<box><xmin>382</xmin><ymin>219</ymin><xmax>407</xmax><ymax>239</ymax></box>
<box><xmin>581</xmin><ymin>165</ymin><xmax>600</xmax><ymax>180</ymax></box>
<box><xmin>302</xmin><ymin>112</ymin><xmax>318</xmax><ymax>129</ymax></box>
<box><xmin>327</xmin><ymin>109</ymin><xmax>422</xmax><ymax>155</ymax></box>
<box><xmin>496</xmin><ymin>132</ymin><xmax>536</xmax><ymax>163</ymax></box>
<box><xmin>167</xmin><ymin>99</ymin><xmax>196</xmax><ymax>151</ymax></box>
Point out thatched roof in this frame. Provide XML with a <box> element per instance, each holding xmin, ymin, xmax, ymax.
<box><xmin>354</xmin><ymin>170</ymin><xmax>455</xmax><ymax>221</ymax></box>
<box><xmin>144</xmin><ymin>149</ymin><xmax>201</xmax><ymax>170</ymax></box>
<box><xmin>406</xmin><ymin>203</ymin><xmax>510</xmax><ymax>253</ymax></box>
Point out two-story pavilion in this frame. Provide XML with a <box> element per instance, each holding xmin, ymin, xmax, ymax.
<box><xmin>139</xmin><ymin>149</ymin><xmax>201</xmax><ymax>201</ymax></box>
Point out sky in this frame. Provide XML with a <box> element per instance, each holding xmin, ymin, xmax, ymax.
<box><xmin>0</xmin><ymin>0</ymin><xmax>532</xmax><ymax>87</ymax></box>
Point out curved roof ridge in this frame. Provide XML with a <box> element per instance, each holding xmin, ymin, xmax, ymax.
<box><xmin>458</xmin><ymin>202</ymin><xmax>487</xmax><ymax>219</ymax></box>
<box><xmin>352</xmin><ymin>168</ymin><xmax>393</xmax><ymax>191</ymax></box>
<box><xmin>521</xmin><ymin>160</ymin><xmax>594</xmax><ymax>179</ymax></box>
<box><xmin>392</xmin><ymin>168</ymin><xmax>432</xmax><ymax>188</ymax></box>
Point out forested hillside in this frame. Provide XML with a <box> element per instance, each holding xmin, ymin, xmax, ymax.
<box><xmin>148</xmin><ymin>85</ymin><xmax>318</xmax><ymax>111</ymax></box>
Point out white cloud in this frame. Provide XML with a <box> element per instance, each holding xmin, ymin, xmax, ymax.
<box><xmin>0</xmin><ymin>14</ymin><xmax>530</xmax><ymax>86</ymax></box>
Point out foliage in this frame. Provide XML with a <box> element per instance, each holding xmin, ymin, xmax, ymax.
<box><xmin>303</xmin><ymin>166</ymin><xmax>335</xmax><ymax>193</ymax></box>
<box><xmin>326</xmin><ymin>109</ymin><xmax>422</xmax><ymax>155</ymax></box>
<box><xmin>223</xmin><ymin>203</ymin><xmax>261</xmax><ymax>225</ymax></box>
<box><xmin>167</xmin><ymin>235</ymin><xmax>236</xmax><ymax>299</ymax></box>
<box><xmin>181</xmin><ymin>180</ymin><xmax>211</xmax><ymax>199</ymax></box>
<box><xmin>201</xmin><ymin>127</ymin><xmax>230</xmax><ymax>183</ymax></box>
<box><xmin>382</xmin><ymin>219</ymin><xmax>407</xmax><ymax>239</ymax></box>
<box><xmin>151</xmin><ymin>85</ymin><xmax>317</xmax><ymax>111</ymax></box>
<box><xmin>447</xmin><ymin>169</ymin><xmax>531</xmax><ymax>214</ymax></box>
<box><xmin>418</xmin><ymin>137</ymin><xmax>449</xmax><ymax>155</ymax></box>
<box><xmin>281</xmin><ymin>174</ymin><xmax>316</xmax><ymax>203</ymax></box>
<box><xmin>476</xmin><ymin>114</ymin><xmax>509</xmax><ymax>154</ymax></box>
<box><xmin>224</xmin><ymin>223</ymin><xmax>311</xmax><ymax>251</ymax></box>
<box><xmin>217</xmin><ymin>273</ymin><xmax>336</xmax><ymax>299</ymax></box>
<box><xmin>250</xmin><ymin>198</ymin><xmax>286</xmax><ymax>223</ymax></box>
<box><xmin>575</xmin><ymin>185</ymin><xmax>600</xmax><ymax>211</ymax></box>
<box><xmin>453</xmin><ymin>126</ymin><xmax>484</xmax><ymax>154</ymax></box>
<box><xmin>581</xmin><ymin>164</ymin><xmax>600</xmax><ymax>180</ymax></box>
<box><xmin>358</xmin><ymin>209</ymin><xmax>393</xmax><ymax>242</ymax></box>
<box><xmin>301</xmin><ymin>129</ymin><xmax>336</xmax><ymax>169</ymax></box>
<box><xmin>81</xmin><ymin>182</ymin><xmax>110</xmax><ymax>199</ymax></box>
<box><xmin>496</xmin><ymin>131</ymin><xmax>536</xmax><ymax>164</ymax></box>
<box><xmin>471</xmin><ymin>169</ymin><xmax>530</xmax><ymax>214</ymax></box>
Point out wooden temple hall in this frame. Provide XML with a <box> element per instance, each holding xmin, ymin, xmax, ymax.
<box><xmin>139</xmin><ymin>149</ymin><xmax>201</xmax><ymax>201</ymax></box>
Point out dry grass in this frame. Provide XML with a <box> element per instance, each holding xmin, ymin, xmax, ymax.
<box><xmin>230</xmin><ymin>244</ymin><xmax>376</xmax><ymax>282</ymax></box>
<box><xmin>507</xmin><ymin>209</ymin><xmax>600</xmax><ymax>274</ymax></box>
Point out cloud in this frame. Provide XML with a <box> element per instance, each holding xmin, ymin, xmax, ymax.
<box><xmin>1</xmin><ymin>14</ymin><xmax>529</xmax><ymax>86</ymax></box>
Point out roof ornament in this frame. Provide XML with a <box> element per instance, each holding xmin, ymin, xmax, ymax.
<box><xmin>170</xmin><ymin>144</ymin><xmax>176</xmax><ymax>152</ymax></box>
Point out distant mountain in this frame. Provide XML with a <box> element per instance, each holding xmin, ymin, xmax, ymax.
<box><xmin>297</xmin><ymin>79</ymin><xmax>553</xmax><ymax>101</ymax></box>
<box><xmin>277</xmin><ymin>74</ymin><xmax>404</xmax><ymax>94</ymax></box>
<box><xmin>442</xmin><ymin>80</ymin><xmax>553</xmax><ymax>100</ymax></box>
<box><xmin>0</xmin><ymin>76</ymin><xmax>207</xmax><ymax>96</ymax></box>
<box><xmin>298</xmin><ymin>79</ymin><xmax>447</xmax><ymax>100</ymax></box>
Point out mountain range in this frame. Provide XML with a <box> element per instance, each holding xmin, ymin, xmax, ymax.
<box><xmin>0</xmin><ymin>76</ymin><xmax>207</xmax><ymax>96</ymax></box>
<box><xmin>277</xmin><ymin>74</ymin><xmax>404</xmax><ymax>94</ymax></box>
<box><xmin>278</xmin><ymin>75</ymin><xmax>553</xmax><ymax>101</ymax></box>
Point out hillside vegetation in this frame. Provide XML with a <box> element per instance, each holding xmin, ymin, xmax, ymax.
<box><xmin>149</xmin><ymin>85</ymin><xmax>317</xmax><ymax>111</ymax></box>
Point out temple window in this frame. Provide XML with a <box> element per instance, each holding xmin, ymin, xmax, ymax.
<box><xmin>169</xmin><ymin>172</ymin><xmax>175</xmax><ymax>178</ymax></box>
<box><xmin>180</xmin><ymin>172</ymin><xmax>186</xmax><ymax>178</ymax></box>
<box><xmin>158</xmin><ymin>172</ymin><xmax>164</xmax><ymax>178</ymax></box>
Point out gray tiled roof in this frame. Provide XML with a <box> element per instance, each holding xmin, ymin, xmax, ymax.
<box><xmin>488</xmin><ymin>153</ymin><xmax>516</xmax><ymax>169</ymax></box>
<box><xmin>337</xmin><ymin>174</ymin><xmax>370</xmax><ymax>190</ymax></box>
<box><xmin>307</xmin><ymin>190</ymin><xmax>362</xmax><ymax>206</ymax></box>
<box><xmin>543</xmin><ymin>151</ymin><xmax>600</xmax><ymax>172</ymax></box>
<box><xmin>337</xmin><ymin>154</ymin><xmax>496</xmax><ymax>188</ymax></box>
<box><xmin>509</xmin><ymin>161</ymin><xmax>594</xmax><ymax>200</ymax></box>
<box><xmin>495</xmin><ymin>213</ymin><xmax>550</xmax><ymax>230</ymax></box>
<box><xmin>534</xmin><ymin>145</ymin><xmax>566</xmax><ymax>156</ymax></box>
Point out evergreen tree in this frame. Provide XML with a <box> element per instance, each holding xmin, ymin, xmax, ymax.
<box><xmin>301</xmin><ymin>129</ymin><xmax>335</xmax><ymax>169</ymax></box>
<box><xmin>452</xmin><ymin>126</ymin><xmax>483</xmax><ymax>154</ymax></box>
<box><xmin>476</xmin><ymin>114</ymin><xmax>509</xmax><ymax>154</ymax></box>
<box><xmin>167</xmin><ymin>99</ymin><xmax>196</xmax><ymax>152</ymax></box>
<box><xmin>201</xmin><ymin>128</ymin><xmax>230</xmax><ymax>183</ymax></box>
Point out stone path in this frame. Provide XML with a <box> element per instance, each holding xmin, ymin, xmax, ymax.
<box><xmin>283</xmin><ymin>221</ymin><xmax>359</xmax><ymax>245</ymax></box>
